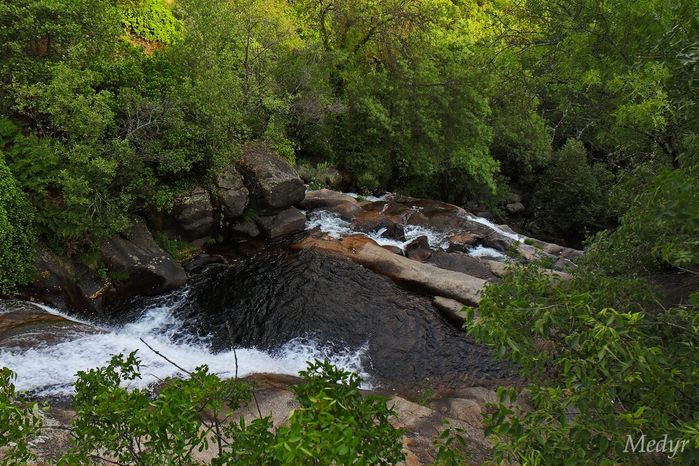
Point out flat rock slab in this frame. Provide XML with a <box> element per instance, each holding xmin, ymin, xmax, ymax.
<box><xmin>292</xmin><ymin>236</ymin><xmax>486</xmax><ymax>305</ymax></box>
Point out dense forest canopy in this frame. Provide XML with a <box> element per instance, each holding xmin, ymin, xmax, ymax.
<box><xmin>0</xmin><ymin>0</ymin><xmax>698</xmax><ymax>464</ymax></box>
<box><xmin>0</xmin><ymin>0</ymin><xmax>696</xmax><ymax>254</ymax></box>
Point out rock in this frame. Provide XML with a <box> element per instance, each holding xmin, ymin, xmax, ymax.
<box><xmin>27</xmin><ymin>245</ymin><xmax>112</xmax><ymax>315</ymax></box>
<box><xmin>482</xmin><ymin>259</ymin><xmax>509</xmax><ymax>277</ymax></box>
<box><xmin>301</xmin><ymin>189</ymin><xmax>362</xmax><ymax>220</ymax></box>
<box><xmin>301</xmin><ymin>189</ymin><xmax>358</xmax><ymax>210</ymax></box>
<box><xmin>447</xmin><ymin>232</ymin><xmax>481</xmax><ymax>251</ymax></box>
<box><xmin>507</xmin><ymin>192</ymin><xmax>522</xmax><ymax>204</ymax></box>
<box><xmin>428</xmin><ymin>397</ymin><xmax>482</xmax><ymax>425</ymax></box>
<box><xmin>482</xmin><ymin>236</ymin><xmax>515</xmax><ymax>253</ymax></box>
<box><xmin>230</xmin><ymin>219</ymin><xmax>260</xmax><ymax>238</ymax></box>
<box><xmin>329</xmin><ymin>201</ymin><xmax>363</xmax><ymax>221</ymax></box>
<box><xmin>183</xmin><ymin>254</ymin><xmax>227</xmax><ymax>274</ymax></box>
<box><xmin>256</xmin><ymin>207</ymin><xmax>306</xmax><ymax>239</ymax></box>
<box><xmin>433</xmin><ymin>296</ymin><xmax>468</xmax><ymax>325</ymax></box>
<box><xmin>427</xmin><ymin>251</ymin><xmax>499</xmax><ymax>281</ymax></box>
<box><xmin>553</xmin><ymin>257</ymin><xmax>577</xmax><ymax>272</ymax></box>
<box><xmin>0</xmin><ymin>300</ymin><xmax>100</xmax><ymax>348</ymax></box>
<box><xmin>405</xmin><ymin>235</ymin><xmax>432</xmax><ymax>262</ymax></box>
<box><xmin>505</xmin><ymin>202</ymin><xmax>525</xmax><ymax>214</ymax></box>
<box><xmin>324</xmin><ymin>167</ymin><xmax>344</xmax><ymax>189</ymax></box>
<box><xmin>169</xmin><ymin>187</ymin><xmax>216</xmax><ymax>240</ymax></box>
<box><xmin>216</xmin><ymin>168</ymin><xmax>249</xmax><ymax>219</ymax></box>
<box><xmin>237</xmin><ymin>143</ymin><xmax>305</xmax><ymax>211</ymax></box>
<box><xmin>296</xmin><ymin>163</ymin><xmax>315</xmax><ymax>183</ymax></box>
<box><xmin>100</xmin><ymin>219</ymin><xmax>187</xmax><ymax>296</ymax></box>
<box><xmin>390</xmin><ymin>396</ymin><xmax>491</xmax><ymax>465</ymax></box>
<box><xmin>382</xmin><ymin>245</ymin><xmax>403</xmax><ymax>255</ymax></box>
<box><xmin>292</xmin><ymin>236</ymin><xmax>486</xmax><ymax>305</ymax></box>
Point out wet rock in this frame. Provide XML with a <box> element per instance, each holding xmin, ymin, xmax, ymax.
<box><xmin>100</xmin><ymin>218</ymin><xmax>187</xmax><ymax>296</ymax></box>
<box><xmin>256</xmin><ymin>207</ymin><xmax>306</xmax><ymax>239</ymax></box>
<box><xmin>230</xmin><ymin>219</ymin><xmax>260</xmax><ymax>238</ymax></box>
<box><xmin>292</xmin><ymin>236</ymin><xmax>486</xmax><ymax>305</ymax></box>
<box><xmin>405</xmin><ymin>235</ymin><xmax>432</xmax><ymax>262</ymax></box>
<box><xmin>382</xmin><ymin>245</ymin><xmax>403</xmax><ymax>255</ymax></box>
<box><xmin>216</xmin><ymin>168</ymin><xmax>249</xmax><ymax>219</ymax></box>
<box><xmin>301</xmin><ymin>189</ymin><xmax>357</xmax><ymax>210</ymax></box>
<box><xmin>237</xmin><ymin>143</ymin><xmax>305</xmax><ymax>211</ymax></box>
<box><xmin>183</xmin><ymin>254</ymin><xmax>227</xmax><ymax>274</ymax></box>
<box><xmin>27</xmin><ymin>245</ymin><xmax>112</xmax><ymax>315</ymax></box>
<box><xmin>447</xmin><ymin>232</ymin><xmax>481</xmax><ymax>251</ymax></box>
<box><xmin>427</xmin><ymin>251</ymin><xmax>499</xmax><ymax>281</ymax></box>
<box><xmin>0</xmin><ymin>300</ymin><xmax>100</xmax><ymax>348</ymax></box>
<box><xmin>433</xmin><ymin>296</ymin><xmax>468</xmax><ymax>326</ymax></box>
<box><xmin>481</xmin><ymin>236</ymin><xmax>515</xmax><ymax>253</ymax></box>
<box><xmin>301</xmin><ymin>189</ymin><xmax>361</xmax><ymax>220</ymax></box>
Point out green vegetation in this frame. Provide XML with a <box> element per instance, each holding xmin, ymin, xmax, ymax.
<box><xmin>467</xmin><ymin>158</ymin><xmax>699</xmax><ymax>464</ymax></box>
<box><xmin>0</xmin><ymin>357</ymin><xmax>404</xmax><ymax>465</ymax></box>
<box><xmin>0</xmin><ymin>153</ymin><xmax>35</xmax><ymax>294</ymax></box>
<box><xmin>1</xmin><ymin>0</ymin><xmax>698</xmax><ymax>463</ymax></box>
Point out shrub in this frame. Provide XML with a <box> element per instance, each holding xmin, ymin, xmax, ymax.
<box><xmin>59</xmin><ymin>354</ymin><xmax>404</xmax><ymax>465</ymax></box>
<box><xmin>531</xmin><ymin>139</ymin><xmax>614</xmax><ymax>239</ymax></box>
<box><xmin>0</xmin><ymin>154</ymin><xmax>36</xmax><ymax>295</ymax></box>
<box><xmin>466</xmin><ymin>265</ymin><xmax>699</xmax><ymax>464</ymax></box>
<box><xmin>120</xmin><ymin>0</ymin><xmax>183</xmax><ymax>44</ymax></box>
<box><xmin>0</xmin><ymin>367</ymin><xmax>42</xmax><ymax>465</ymax></box>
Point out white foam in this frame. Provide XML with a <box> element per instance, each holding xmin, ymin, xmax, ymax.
<box><xmin>306</xmin><ymin>211</ymin><xmax>450</xmax><ymax>251</ymax></box>
<box><xmin>305</xmin><ymin>210</ymin><xmax>355</xmax><ymax>239</ymax></box>
<box><xmin>467</xmin><ymin>215</ymin><xmax>525</xmax><ymax>243</ymax></box>
<box><xmin>0</xmin><ymin>300</ymin><xmax>370</xmax><ymax>396</ymax></box>
<box><xmin>344</xmin><ymin>192</ymin><xmax>393</xmax><ymax>202</ymax></box>
<box><xmin>468</xmin><ymin>245</ymin><xmax>507</xmax><ymax>259</ymax></box>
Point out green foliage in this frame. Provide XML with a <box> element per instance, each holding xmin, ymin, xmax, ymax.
<box><xmin>120</xmin><ymin>0</ymin><xmax>183</xmax><ymax>45</ymax></box>
<box><xmin>0</xmin><ymin>367</ymin><xmax>42</xmax><ymax>465</ymax></box>
<box><xmin>56</xmin><ymin>354</ymin><xmax>403</xmax><ymax>465</ymax></box>
<box><xmin>586</xmin><ymin>163</ymin><xmax>699</xmax><ymax>276</ymax></box>
<box><xmin>531</xmin><ymin>139</ymin><xmax>614</xmax><ymax>238</ymax></box>
<box><xmin>0</xmin><ymin>154</ymin><xmax>36</xmax><ymax>294</ymax></box>
<box><xmin>272</xmin><ymin>359</ymin><xmax>404</xmax><ymax>465</ymax></box>
<box><xmin>467</xmin><ymin>266</ymin><xmax>699</xmax><ymax>465</ymax></box>
<box><xmin>61</xmin><ymin>352</ymin><xmax>252</xmax><ymax>465</ymax></box>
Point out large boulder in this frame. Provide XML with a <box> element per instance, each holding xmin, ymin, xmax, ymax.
<box><xmin>237</xmin><ymin>143</ymin><xmax>305</xmax><ymax>211</ymax></box>
<box><xmin>168</xmin><ymin>187</ymin><xmax>216</xmax><ymax>241</ymax></box>
<box><xmin>216</xmin><ymin>168</ymin><xmax>249</xmax><ymax>219</ymax></box>
<box><xmin>26</xmin><ymin>245</ymin><xmax>112</xmax><ymax>315</ymax></box>
<box><xmin>100</xmin><ymin>219</ymin><xmax>187</xmax><ymax>296</ymax></box>
<box><xmin>256</xmin><ymin>207</ymin><xmax>306</xmax><ymax>239</ymax></box>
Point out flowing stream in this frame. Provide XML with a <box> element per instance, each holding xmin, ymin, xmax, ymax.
<box><xmin>0</xmin><ymin>201</ymin><xmax>516</xmax><ymax>397</ymax></box>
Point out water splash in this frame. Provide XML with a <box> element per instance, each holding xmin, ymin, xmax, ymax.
<box><xmin>467</xmin><ymin>245</ymin><xmax>507</xmax><ymax>259</ymax></box>
<box><xmin>0</xmin><ymin>299</ymin><xmax>370</xmax><ymax>397</ymax></box>
<box><xmin>466</xmin><ymin>215</ymin><xmax>524</xmax><ymax>243</ymax></box>
<box><xmin>306</xmin><ymin>211</ymin><xmax>450</xmax><ymax>251</ymax></box>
